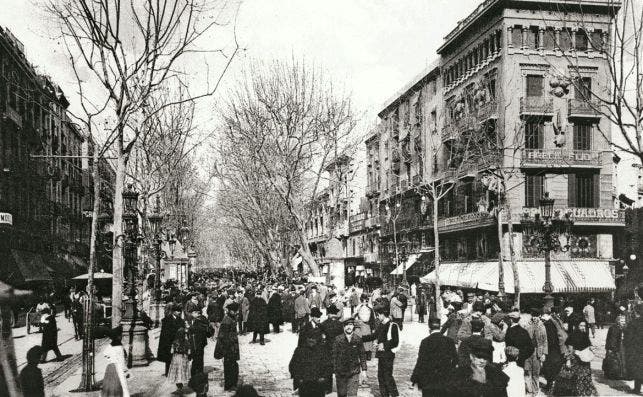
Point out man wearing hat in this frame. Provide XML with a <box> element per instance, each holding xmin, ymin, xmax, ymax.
<box><xmin>449</xmin><ymin>338</ymin><xmax>509</xmax><ymax>396</ymax></box>
<box><xmin>298</xmin><ymin>307</ymin><xmax>324</xmax><ymax>347</ymax></box>
<box><xmin>504</xmin><ymin>309</ymin><xmax>534</xmax><ymax>368</ymax></box>
<box><xmin>320</xmin><ymin>304</ymin><xmax>345</xmax><ymax>392</ymax></box>
<box><xmin>218</xmin><ymin>302</ymin><xmax>240</xmax><ymax>391</ymax></box>
<box><xmin>293</xmin><ymin>289</ymin><xmax>310</xmax><ymax>333</ymax></box>
<box><xmin>333</xmin><ymin>317</ymin><xmax>368</xmax><ymax>397</ymax></box>
<box><xmin>157</xmin><ymin>304</ymin><xmax>185</xmax><ymax>376</ymax></box>
<box><xmin>625</xmin><ymin>302</ymin><xmax>643</xmax><ymax>394</ymax></box>
<box><xmin>524</xmin><ymin>308</ymin><xmax>548</xmax><ymax>395</ymax></box>
<box><xmin>411</xmin><ymin>318</ymin><xmax>457</xmax><ymax>396</ymax></box>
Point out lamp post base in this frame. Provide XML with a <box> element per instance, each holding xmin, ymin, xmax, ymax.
<box><xmin>543</xmin><ymin>294</ymin><xmax>555</xmax><ymax>310</ymax></box>
<box><xmin>121</xmin><ymin>300</ymin><xmax>153</xmax><ymax>367</ymax></box>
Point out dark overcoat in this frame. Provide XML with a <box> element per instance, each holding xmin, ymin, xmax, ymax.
<box><xmin>218</xmin><ymin>314</ymin><xmax>240</xmax><ymax>361</ymax></box>
<box><xmin>281</xmin><ymin>293</ymin><xmax>295</xmax><ymax>323</ymax></box>
<box><xmin>189</xmin><ymin>315</ymin><xmax>213</xmax><ymax>352</ymax></box>
<box><xmin>505</xmin><ymin>324</ymin><xmax>535</xmax><ymax>367</ymax></box>
<box><xmin>446</xmin><ymin>365</ymin><xmax>509</xmax><ymax>397</ymax></box>
<box><xmin>247</xmin><ymin>296</ymin><xmax>269</xmax><ymax>334</ymax></box>
<box><xmin>157</xmin><ymin>314</ymin><xmax>185</xmax><ymax>363</ymax></box>
<box><xmin>41</xmin><ymin>314</ymin><xmax>58</xmax><ymax>350</ymax></box>
<box><xmin>415</xmin><ymin>291</ymin><xmax>427</xmax><ymax>315</ymax></box>
<box><xmin>267</xmin><ymin>293</ymin><xmax>283</xmax><ymax>325</ymax></box>
<box><xmin>625</xmin><ymin>316</ymin><xmax>643</xmax><ymax>380</ymax></box>
<box><xmin>411</xmin><ymin>332</ymin><xmax>457</xmax><ymax>392</ymax></box>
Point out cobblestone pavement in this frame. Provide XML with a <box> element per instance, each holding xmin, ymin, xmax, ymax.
<box><xmin>13</xmin><ymin>313</ymin><xmax>636</xmax><ymax>396</ymax></box>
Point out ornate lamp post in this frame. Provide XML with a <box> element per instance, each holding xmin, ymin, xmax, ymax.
<box><xmin>147</xmin><ymin>196</ymin><xmax>164</xmax><ymax>327</ymax></box>
<box><xmin>399</xmin><ymin>237</ymin><xmax>410</xmax><ymax>288</ymax></box>
<box><xmin>120</xmin><ymin>184</ymin><xmax>152</xmax><ymax>367</ymax></box>
<box><xmin>521</xmin><ymin>192</ymin><xmax>574</xmax><ymax>309</ymax></box>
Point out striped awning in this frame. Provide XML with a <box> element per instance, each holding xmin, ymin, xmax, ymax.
<box><xmin>391</xmin><ymin>254</ymin><xmax>419</xmax><ymax>275</ymax></box>
<box><xmin>420</xmin><ymin>260</ymin><xmax>615</xmax><ymax>294</ymax></box>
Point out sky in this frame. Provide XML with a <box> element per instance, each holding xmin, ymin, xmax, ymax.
<box><xmin>0</xmin><ymin>0</ymin><xmax>637</xmax><ymax>201</ymax></box>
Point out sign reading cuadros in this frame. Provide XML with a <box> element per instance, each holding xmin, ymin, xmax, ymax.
<box><xmin>0</xmin><ymin>212</ymin><xmax>12</xmax><ymax>226</ymax></box>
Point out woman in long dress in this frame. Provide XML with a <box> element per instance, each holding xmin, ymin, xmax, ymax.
<box><xmin>604</xmin><ymin>314</ymin><xmax>628</xmax><ymax>379</ymax></box>
<box><xmin>102</xmin><ymin>327</ymin><xmax>130</xmax><ymax>397</ymax></box>
<box><xmin>166</xmin><ymin>327</ymin><xmax>191</xmax><ymax>392</ymax></box>
<box><xmin>553</xmin><ymin>321</ymin><xmax>597</xmax><ymax>396</ymax></box>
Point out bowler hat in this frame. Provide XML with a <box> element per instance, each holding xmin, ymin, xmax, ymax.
<box><xmin>310</xmin><ymin>307</ymin><xmax>322</xmax><ymax>318</ymax></box>
<box><xmin>469</xmin><ymin>338</ymin><xmax>493</xmax><ymax>361</ymax></box>
<box><xmin>342</xmin><ymin>317</ymin><xmax>355</xmax><ymax>325</ymax></box>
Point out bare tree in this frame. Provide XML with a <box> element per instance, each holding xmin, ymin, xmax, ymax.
<box><xmin>47</xmin><ymin>0</ymin><xmax>239</xmax><ymax>325</ymax></box>
<box><xmin>218</xmin><ymin>59</ymin><xmax>359</xmax><ymax>276</ymax></box>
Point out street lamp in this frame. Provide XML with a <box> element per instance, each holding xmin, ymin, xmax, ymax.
<box><xmin>147</xmin><ymin>196</ymin><xmax>164</xmax><ymax>327</ymax></box>
<box><xmin>386</xmin><ymin>201</ymin><xmax>402</xmax><ymax>286</ymax></box>
<box><xmin>521</xmin><ymin>192</ymin><xmax>574</xmax><ymax>309</ymax></box>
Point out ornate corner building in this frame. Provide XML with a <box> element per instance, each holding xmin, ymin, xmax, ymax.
<box><xmin>351</xmin><ymin>0</ymin><xmax>623</xmax><ymax>295</ymax></box>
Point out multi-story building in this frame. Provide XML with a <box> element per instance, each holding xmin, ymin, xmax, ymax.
<box><xmin>367</xmin><ymin>0</ymin><xmax>622</xmax><ymax>295</ymax></box>
<box><xmin>0</xmin><ymin>26</ymin><xmax>98</xmax><ymax>287</ymax></box>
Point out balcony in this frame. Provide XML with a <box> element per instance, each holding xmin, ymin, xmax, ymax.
<box><xmin>568</xmin><ymin>99</ymin><xmax>602</xmax><ymax>119</ymax></box>
<box><xmin>520</xmin><ymin>97</ymin><xmax>554</xmax><ymax>116</ymax></box>
<box><xmin>521</xmin><ymin>148</ymin><xmax>602</xmax><ymax>168</ymax></box>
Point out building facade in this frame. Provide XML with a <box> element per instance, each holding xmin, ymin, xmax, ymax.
<box><xmin>0</xmin><ymin>26</ymin><xmax>108</xmax><ymax>288</ymax></box>
<box><xmin>362</xmin><ymin>0</ymin><xmax>622</xmax><ymax>295</ymax></box>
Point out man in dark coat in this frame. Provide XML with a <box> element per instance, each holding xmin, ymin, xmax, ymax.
<box><xmin>446</xmin><ymin>338</ymin><xmax>509</xmax><ymax>397</ymax></box>
<box><xmin>411</xmin><ymin>318</ymin><xmax>457</xmax><ymax>396</ymax></box>
<box><xmin>281</xmin><ymin>287</ymin><xmax>295</xmax><ymax>326</ymax></box>
<box><xmin>290</xmin><ymin>327</ymin><xmax>327</xmax><ymax>397</ymax></box>
<box><xmin>247</xmin><ymin>290</ymin><xmax>269</xmax><ymax>344</ymax></box>
<box><xmin>541</xmin><ymin>309</ymin><xmax>563</xmax><ymax>392</ymax></box>
<box><xmin>333</xmin><ymin>317</ymin><xmax>368</xmax><ymax>397</ymax></box>
<box><xmin>504</xmin><ymin>309</ymin><xmax>534</xmax><ymax>368</ymax></box>
<box><xmin>267</xmin><ymin>290</ymin><xmax>283</xmax><ymax>333</ymax></box>
<box><xmin>39</xmin><ymin>308</ymin><xmax>63</xmax><ymax>362</ymax></box>
<box><xmin>457</xmin><ymin>318</ymin><xmax>486</xmax><ymax>368</ymax></box>
<box><xmin>218</xmin><ymin>302</ymin><xmax>241</xmax><ymax>391</ymax></box>
<box><xmin>158</xmin><ymin>304</ymin><xmax>185</xmax><ymax>375</ymax></box>
<box><xmin>20</xmin><ymin>346</ymin><xmax>45</xmax><ymax>397</ymax></box>
<box><xmin>320</xmin><ymin>305</ymin><xmax>344</xmax><ymax>393</ymax></box>
<box><xmin>625</xmin><ymin>303</ymin><xmax>643</xmax><ymax>394</ymax></box>
<box><xmin>188</xmin><ymin>307</ymin><xmax>214</xmax><ymax>376</ymax></box>
<box><xmin>416</xmin><ymin>289</ymin><xmax>428</xmax><ymax>323</ymax></box>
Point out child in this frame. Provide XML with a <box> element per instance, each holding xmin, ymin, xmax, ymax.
<box><xmin>102</xmin><ymin>326</ymin><xmax>130</xmax><ymax>397</ymax></box>
<box><xmin>167</xmin><ymin>327</ymin><xmax>191</xmax><ymax>392</ymax></box>
<box><xmin>503</xmin><ymin>346</ymin><xmax>525</xmax><ymax>397</ymax></box>
<box><xmin>19</xmin><ymin>346</ymin><xmax>45</xmax><ymax>397</ymax></box>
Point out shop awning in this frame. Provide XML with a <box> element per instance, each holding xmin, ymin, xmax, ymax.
<box><xmin>390</xmin><ymin>254</ymin><xmax>419</xmax><ymax>275</ymax></box>
<box><xmin>420</xmin><ymin>260</ymin><xmax>615</xmax><ymax>294</ymax></box>
<box><xmin>11</xmin><ymin>250</ymin><xmax>52</xmax><ymax>284</ymax></box>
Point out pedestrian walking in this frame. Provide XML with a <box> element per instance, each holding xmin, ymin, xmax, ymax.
<box><xmin>525</xmin><ymin>308</ymin><xmax>548</xmax><ymax>395</ymax></box>
<box><xmin>289</xmin><ymin>327</ymin><xmax>327</xmax><ymax>397</ymax></box>
<box><xmin>504</xmin><ymin>309</ymin><xmax>534</xmax><ymax>368</ymax></box>
<box><xmin>217</xmin><ymin>302</ymin><xmax>240</xmax><ymax>391</ymax></box>
<box><xmin>416</xmin><ymin>289</ymin><xmax>427</xmax><ymax>323</ymax></box>
<box><xmin>70</xmin><ymin>290</ymin><xmax>85</xmax><ymax>340</ymax></box>
<box><xmin>604</xmin><ymin>314</ymin><xmax>628</xmax><ymax>380</ymax></box>
<box><xmin>625</xmin><ymin>303</ymin><xmax>643</xmax><ymax>394</ymax></box>
<box><xmin>309</xmin><ymin>285</ymin><xmax>322</xmax><ymax>310</ymax></box>
<box><xmin>19</xmin><ymin>346</ymin><xmax>44</xmax><ymax>397</ymax></box>
<box><xmin>333</xmin><ymin>317</ymin><xmax>368</xmax><ymax>397</ymax></box>
<box><xmin>411</xmin><ymin>317</ymin><xmax>457</xmax><ymax>396</ymax></box>
<box><xmin>583</xmin><ymin>299</ymin><xmax>596</xmax><ymax>338</ymax></box>
<box><xmin>188</xmin><ymin>306</ymin><xmax>213</xmax><ymax>376</ymax></box>
<box><xmin>457</xmin><ymin>318</ymin><xmax>486</xmax><ymax>368</ymax></box>
<box><xmin>502</xmin><ymin>346</ymin><xmax>525</xmax><ymax>397</ymax></box>
<box><xmin>241</xmin><ymin>290</ymin><xmax>251</xmax><ymax>335</ymax></box>
<box><xmin>349</xmin><ymin>288</ymin><xmax>360</xmax><ymax>316</ymax></box>
<box><xmin>320</xmin><ymin>305</ymin><xmax>344</xmax><ymax>392</ymax></box>
<box><xmin>541</xmin><ymin>308</ymin><xmax>565</xmax><ymax>393</ymax></box>
<box><xmin>447</xmin><ymin>338</ymin><xmax>509</xmax><ymax>397</ymax></box>
<box><xmin>363</xmin><ymin>303</ymin><xmax>400</xmax><ymax>397</ymax></box>
<box><xmin>354</xmin><ymin>294</ymin><xmax>377</xmax><ymax>360</ymax></box>
<box><xmin>389</xmin><ymin>292</ymin><xmax>404</xmax><ymax>331</ymax></box>
<box><xmin>166</xmin><ymin>327</ymin><xmax>191</xmax><ymax>393</ymax></box>
<box><xmin>552</xmin><ymin>330</ymin><xmax>597</xmax><ymax>396</ymax></box>
<box><xmin>247</xmin><ymin>290</ymin><xmax>269</xmax><ymax>344</ymax></box>
<box><xmin>281</xmin><ymin>286</ymin><xmax>295</xmax><ymax>328</ymax></box>
<box><xmin>158</xmin><ymin>304</ymin><xmax>185</xmax><ymax>376</ymax></box>
<box><xmin>39</xmin><ymin>308</ymin><xmax>63</xmax><ymax>362</ymax></box>
<box><xmin>102</xmin><ymin>326</ymin><xmax>130</xmax><ymax>397</ymax></box>
<box><xmin>267</xmin><ymin>288</ymin><xmax>283</xmax><ymax>333</ymax></box>
<box><xmin>293</xmin><ymin>289</ymin><xmax>310</xmax><ymax>333</ymax></box>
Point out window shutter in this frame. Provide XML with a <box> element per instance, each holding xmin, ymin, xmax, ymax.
<box><xmin>537</xmin><ymin>123</ymin><xmax>544</xmax><ymax>149</ymax></box>
<box><xmin>568</xmin><ymin>173</ymin><xmax>577</xmax><ymax>207</ymax></box>
<box><xmin>535</xmin><ymin>175</ymin><xmax>543</xmax><ymax>205</ymax></box>
<box><xmin>593</xmin><ymin>173</ymin><xmax>600</xmax><ymax>208</ymax></box>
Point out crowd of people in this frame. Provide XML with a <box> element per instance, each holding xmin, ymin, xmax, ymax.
<box><xmin>13</xmin><ymin>267</ymin><xmax>643</xmax><ymax>397</ymax></box>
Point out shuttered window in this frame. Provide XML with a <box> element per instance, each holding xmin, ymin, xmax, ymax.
<box><xmin>570</xmin><ymin>173</ymin><xmax>599</xmax><ymax>208</ymax></box>
<box><xmin>526</xmin><ymin>75</ymin><xmax>544</xmax><ymax>97</ymax></box>
<box><xmin>573</xmin><ymin>122</ymin><xmax>592</xmax><ymax>150</ymax></box>
<box><xmin>525</xmin><ymin>121</ymin><xmax>544</xmax><ymax>149</ymax></box>
<box><xmin>525</xmin><ymin>174</ymin><xmax>544</xmax><ymax>208</ymax></box>
<box><xmin>575</xmin><ymin>77</ymin><xmax>592</xmax><ymax>100</ymax></box>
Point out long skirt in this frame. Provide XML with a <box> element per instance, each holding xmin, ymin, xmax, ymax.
<box><xmin>102</xmin><ymin>363</ymin><xmax>130</xmax><ymax>397</ymax></box>
<box><xmin>167</xmin><ymin>353</ymin><xmax>191</xmax><ymax>384</ymax></box>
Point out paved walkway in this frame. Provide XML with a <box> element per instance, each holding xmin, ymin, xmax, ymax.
<box><xmin>10</xmin><ymin>313</ymin><xmax>639</xmax><ymax>396</ymax></box>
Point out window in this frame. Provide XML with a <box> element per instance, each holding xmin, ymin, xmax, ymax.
<box><xmin>526</xmin><ymin>75</ymin><xmax>544</xmax><ymax>97</ymax></box>
<box><xmin>559</xmin><ymin>28</ymin><xmax>572</xmax><ymax>50</ymax></box>
<box><xmin>573</xmin><ymin>122</ymin><xmax>592</xmax><ymax>150</ymax></box>
<box><xmin>528</xmin><ymin>26</ymin><xmax>539</xmax><ymax>49</ymax></box>
<box><xmin>524</xmin><ymin>121</ymin><xmax>544</xmax><ymax>149</ymax></box>
<box><xmin>570</xmin><ymin>173</ymin><xmax>597</xmax><ymax>208</ymax></box>
<box><xmin>544</xmin><ymin>28</ymin><xmax>556</xmax><ymax>50</ymax></box>
<box><xmin>512</xmin><ymin>25</ymin><xmax>523</xmax><ymax>47</ymax></box>
<box><xmin>589</xmin><ymin>30</ymin><xmax>603</xmax><ymax>51</ymax></box>
<box><xmin>575</xmin><ymin>77</ymin><xmax>592</xmax><ymax>100</ymax></box>
<box><xmin>575</xmin><ymin>30</ymin><xmax>588</xmax><ymax>51</ymax></box>
<box><xmin>525</xmin><ymin>174</ymin><xmax>544</xmax><ymax>207</ymax></box>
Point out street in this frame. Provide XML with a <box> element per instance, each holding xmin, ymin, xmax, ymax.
<box><xmin>10</xmin><ymin>312</ymin><xmax>637</xmax><ymax>396</ymax></box>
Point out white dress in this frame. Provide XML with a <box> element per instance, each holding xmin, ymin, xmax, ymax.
<box><xmin>102</xmin><ymin>345</ymin><xmax>130</xmax><ymax>397</ymax></box>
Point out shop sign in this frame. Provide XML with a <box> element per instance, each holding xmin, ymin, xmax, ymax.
<box><xmin>521</xmin><ymin>207</ymin><xmax>624</xmax><ymax>223</ymax></box>
<box><xmin>0</xmin><ymin>212</ymin><xmax>12</xmax><ymax>225</ymax></box>
<box><xmin>522</xmin><ymin>149</ymin><xmax>601</xmax><ymax>167</ymax></box>
<box><xmin>438</xmin><ymin>211</ymin><xmax>494</xmax><ymax>231</ymax></box>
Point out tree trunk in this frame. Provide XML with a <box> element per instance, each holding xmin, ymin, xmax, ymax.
<box><xmin>112</xmin><ymin>136</ymin><xmax>125</xmax><ymax>327</ymax></box>
<box><xmin>432</xmin><ymin>196</ymin><xmax>442</xmax><ymax>315</ymax></box>
<box><xmin>0</xmin><ymin>304</ymin><xmax>21</xmax><ymax>397</ymax></box>
<box><xmin>505</xmin><ymin>201</ymin><xmax>521</xmax><ymax>309</ymax></box>
<box><xmin>496</xmin><ymin>207</ymin><xmax>506</xmax><ymax>297</ymax></box>
<box><xmin>296</xmin><ymin>223</ymin><xmax>320</xmax><ymax>276</ymax></box>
